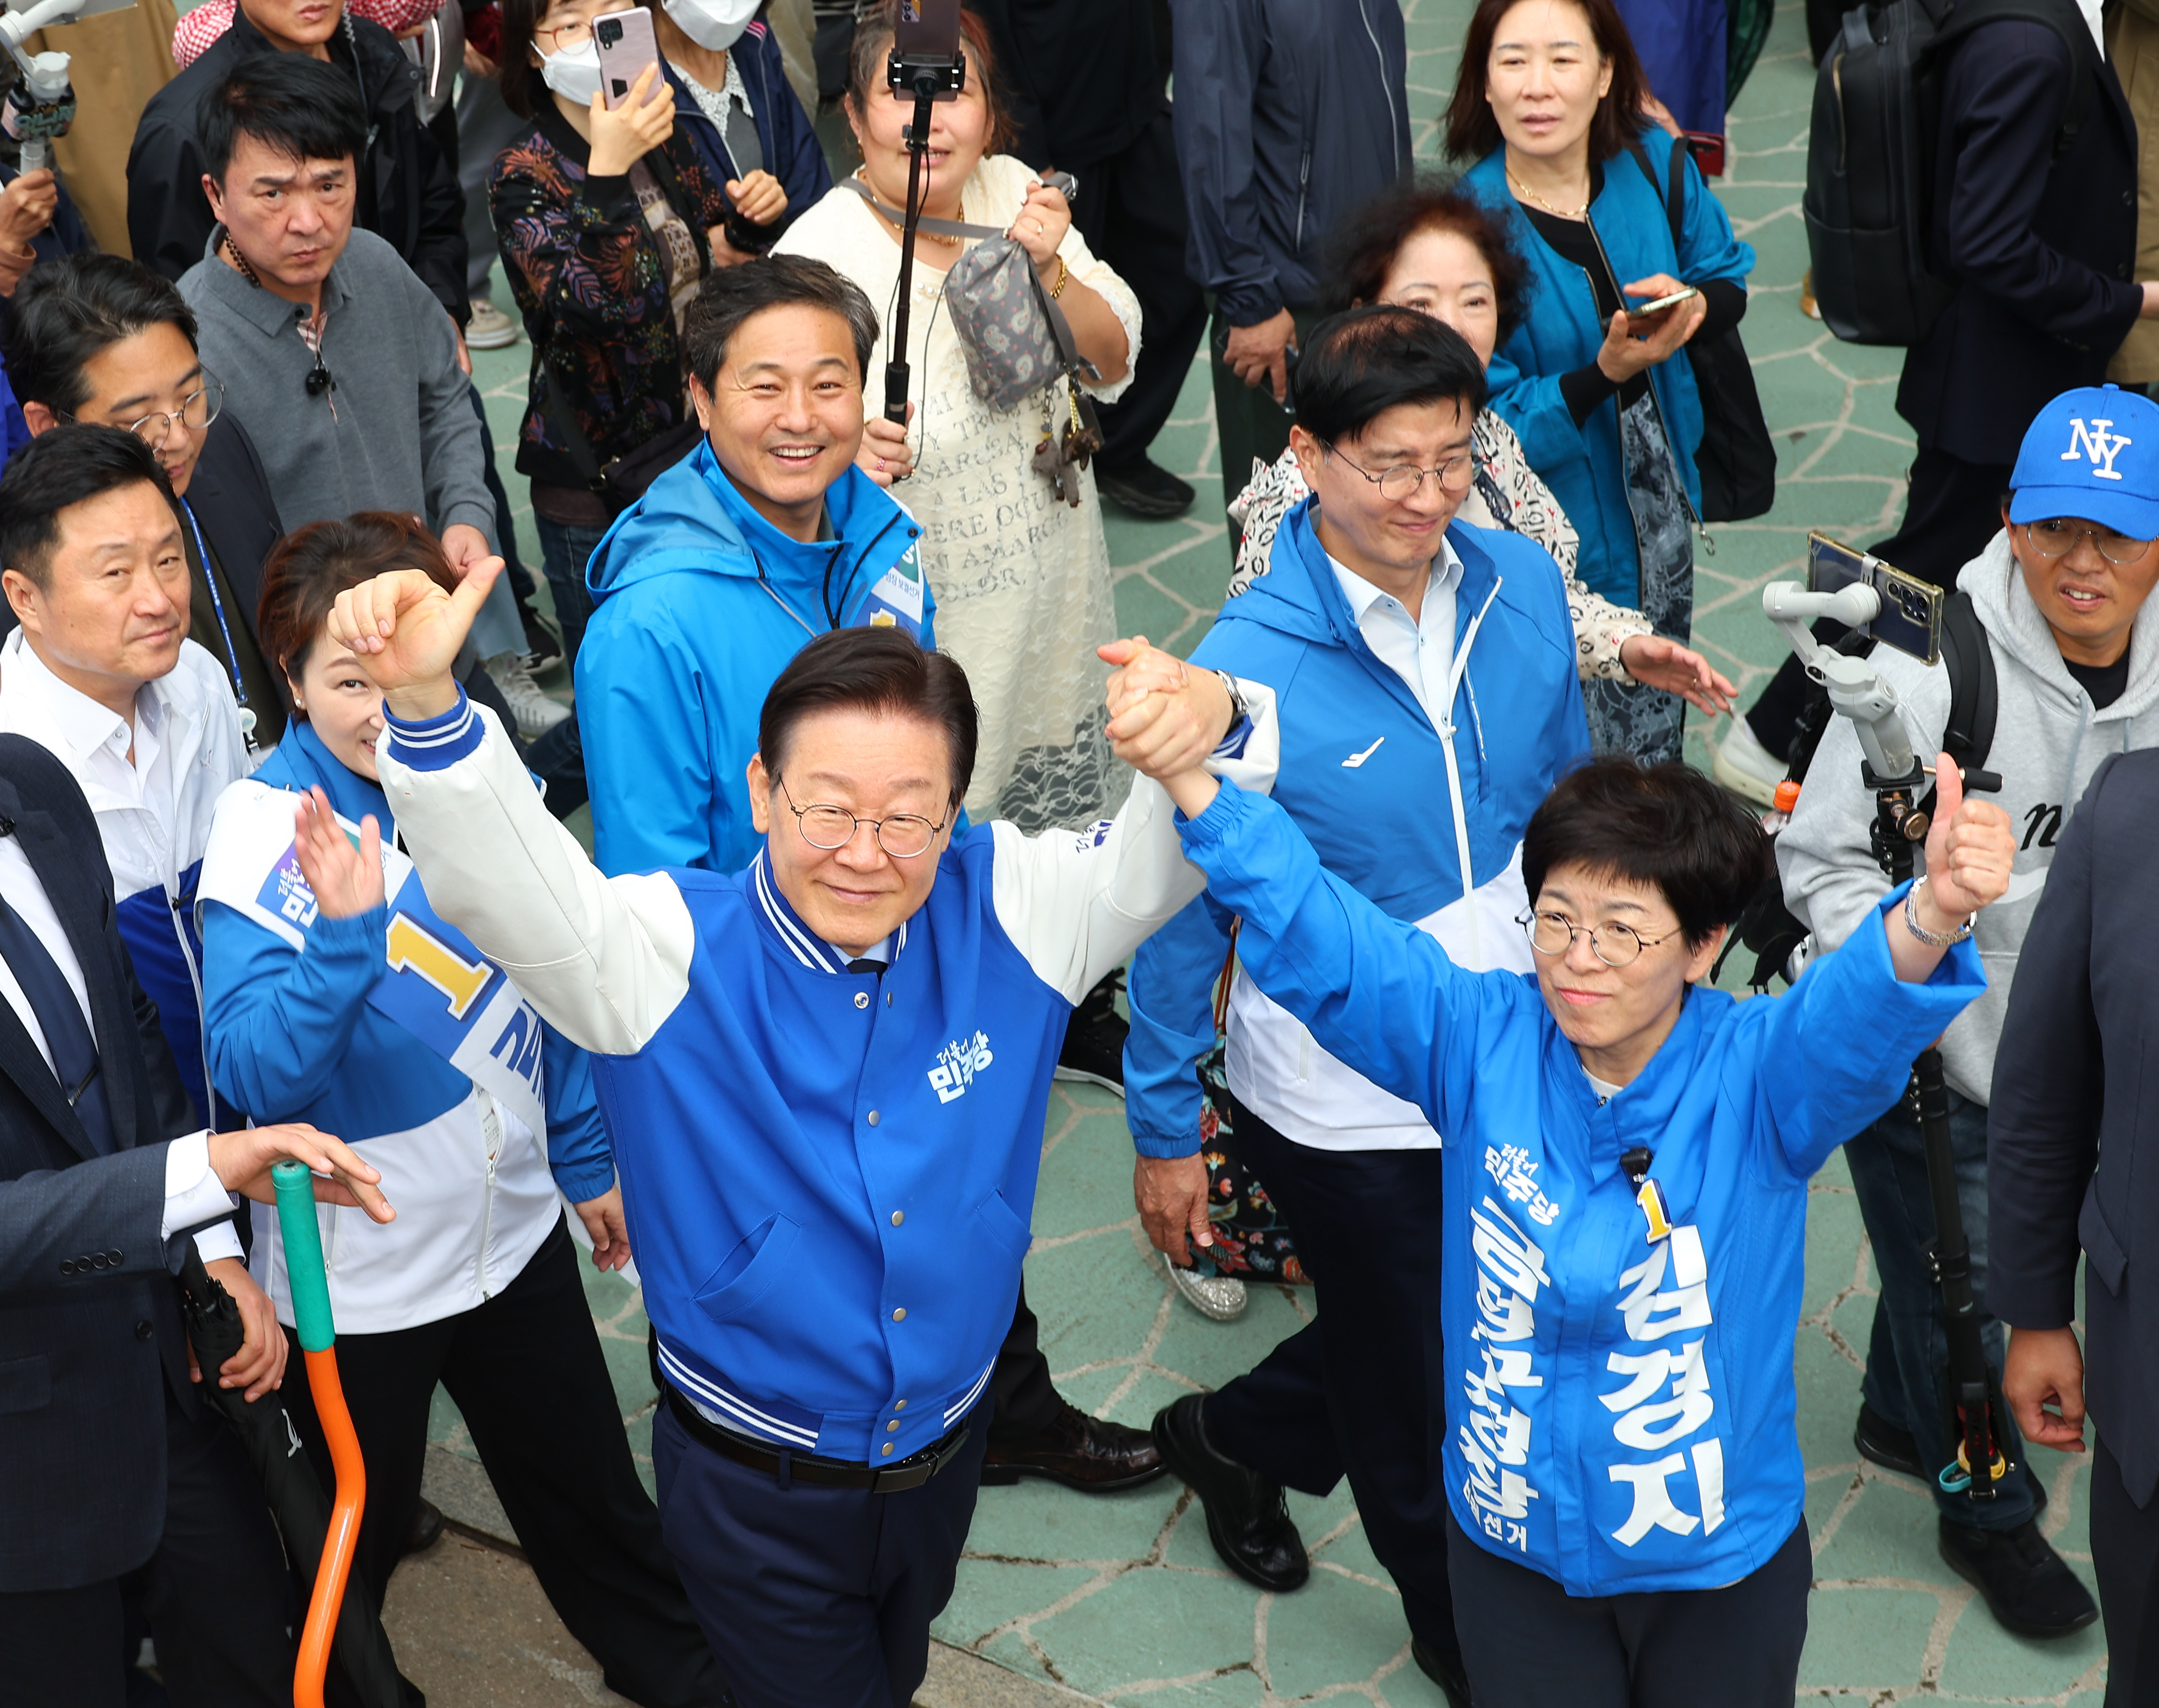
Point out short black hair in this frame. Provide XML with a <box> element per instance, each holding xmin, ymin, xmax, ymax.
<box><xmin>683</xmin><ymin>256</ymin><xmax>881</xmax><ymax>391</ymax></box>
<box><xmin>198</xmin><ymin>52</ymin><xmax>368</xmax><ymax>186</ymax></box>
<box><xmin>0</xmin><ymin>425</ymin><xmax>178</xmax><ymax>593</ymax></box>
<box><xmin>758</xmin><ymin>627</ymin><xmax>979</xmax><ymax>807</ymax></box>
<box><xmin>1293</xmin><ymin>305</ymin><xmax>1488</xmax><ymax>447</ymax></box>
<box><xmin>5</xmin><ymin>255</ymin><xmax>199</xmax><ymax>418</ymax></box>
<box><xmin>1521</xmin><ymin>758</ymin><xmax>1772</xmax><ymax>949</ymax></box>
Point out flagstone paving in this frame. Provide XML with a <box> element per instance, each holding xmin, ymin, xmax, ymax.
<box><xmin>441</xmin><ymin>1</ymin><xmax>2111</xmax><ymax>1698</ymax></box>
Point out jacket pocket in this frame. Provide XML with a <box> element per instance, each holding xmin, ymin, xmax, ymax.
<box><xmin>972</xmin><ymin>1189</ymin><xmax>1035</xmax><ymax>1265</ymax></box>
<box><xmin>0</xmin><ymin>1353</ymin><xmax>51</xmax><ymax>1415</ymax></box>
<box><xmin>2079</xmin><ymin>1179</ymin><xmax>2128</xmax><ymax>1298</ymax></box>
<box><xmin>694</xmin><ymin>1214</ymin><xmax>801</xmax><ymax>1325</ymax></box>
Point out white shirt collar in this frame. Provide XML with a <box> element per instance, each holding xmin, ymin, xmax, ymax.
<box><xmin>0</xmin><ymin>628</ymin><xmax>171</xmax><ymax>770</ymax></box>
<box><xmin>1329</xmin><ymin>537</ymin><xmax>1465</xmax><ymax>626</ymax></box>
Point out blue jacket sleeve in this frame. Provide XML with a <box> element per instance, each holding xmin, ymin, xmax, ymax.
<box><xmin>539</xmin><ymin>1024</ymin><xmax>614</xmax><ymax>1202</ymax></box>
<box><xmin>202</xmin><ymin>899</ymin><xmax>387</xmax><ymax>1123</ymax></box>
<box><xmin>579</xmin><ymin>598</ymin><xmax>732</xmax><ymax>875</ymax></box>
<box><xmin>1176</xmin><ymin>781</ymin><xmax>1522</xmax><ymax>1137</ymax></box>
<box><xmin>1744</xmin><ymin>881</ymin><xmax>1985</xmax><ymax>1181</ymax></box>
<box><xmin>1672</xmin><ymin>140</ymin><xmax>1753</xmax><ymax>288</ymax></box>
<box><xmin>1124</xmin><ymin>893</ymin><xmax>1235</xmax><ymax>1158</ymax></box>
<box><xmin>1167</xmin><ymin>0</ymin><xmax>1280</xmax><ymax>324</ymax></box>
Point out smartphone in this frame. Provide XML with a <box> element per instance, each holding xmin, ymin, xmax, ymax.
<box><xmin>1627</xmin><ymin>285</ymin><xmax>1700</xmax><ymax>317</ymax></box>
<box><xmin>891</xmin><ymin>0</ymin><xmax>966</xmax><ymax>100</ymax></box>
<box><xmin>1807</xmin><ymin>533</ymin><xmax>1944</xmax><ymax>665</ymax></box>
<box><xmin>593</xmin><ymin>6</ymin><xmax>662</xmax><ymax>110</ymax></box>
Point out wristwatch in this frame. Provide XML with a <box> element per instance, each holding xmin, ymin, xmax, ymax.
<box><xmin>1903</xmin><ymin>875</ymin><xmax>1975</xmax><ymax>947</ymax></box>
<box><xmin>1214</xmin><ymin>670</ymin><xmax>1251</xmax><ymax>737</ymax></box>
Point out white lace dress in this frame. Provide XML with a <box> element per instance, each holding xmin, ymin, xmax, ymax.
<box><xmin>1225</xmin><ymin>412</ymin><xmax>1653</xmax><ymax>682</ymax></box>
<box><xmin>776</xmin><ymin>156</ymin><xmax>1144</xmax><ymax>832</ymax></box>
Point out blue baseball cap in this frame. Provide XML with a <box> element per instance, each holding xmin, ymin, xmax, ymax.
<box><xmin>2008</xmin><ymin>384</ymin><xmax>2159</xmax><ymax>539</ymax></box>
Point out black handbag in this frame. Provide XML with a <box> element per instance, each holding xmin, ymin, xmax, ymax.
<box><xmin>1628</xmin><ymin>141</ymin><xmax>1777</xmax><ymax>523</ymax></box>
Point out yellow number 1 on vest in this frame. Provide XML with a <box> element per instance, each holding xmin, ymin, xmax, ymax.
<box><xmin>385</xmin><ymin>914</ymin><xmax>494</xmax><ymax>1019</ymax></box>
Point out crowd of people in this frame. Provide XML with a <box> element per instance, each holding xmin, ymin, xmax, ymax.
<box><xmin>1</xmin><ymin>0</ymin><xmax>2157</xmax><ymax>1704</ymax></box>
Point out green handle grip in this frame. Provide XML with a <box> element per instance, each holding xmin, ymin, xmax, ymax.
<box><xmin>271</xmin><ymin>1160</ymin><xmax>337</xmax><ymax>1352</ymax></box>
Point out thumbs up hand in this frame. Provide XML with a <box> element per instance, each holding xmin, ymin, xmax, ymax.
<box><xmin>328</xmin><ymin>559</ymin><xmax>503</xmax><ymax>720</ymax></box>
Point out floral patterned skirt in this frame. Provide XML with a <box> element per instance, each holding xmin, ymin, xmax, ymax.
<box><xmin>1188</xmin><ymin>1039</ymin><xmax>1310</xmax><ymax>1285</ymax></box>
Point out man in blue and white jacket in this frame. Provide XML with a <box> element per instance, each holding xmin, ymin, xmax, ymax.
<box><xmin>309</xmin><ymin>554</ymin><xmax>1277</xmax><ymax>1708</ymax></box>
<box><xmin>1124</xmin><ymin>307</ymin><xmax>1588</xmax><ymax>1698</ymax></box>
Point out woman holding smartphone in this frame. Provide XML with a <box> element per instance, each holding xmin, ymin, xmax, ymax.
<box><xmin>1448</xmin><ymin>0</ymin><xmax>1754</xmax><ymax>763</ymax></box>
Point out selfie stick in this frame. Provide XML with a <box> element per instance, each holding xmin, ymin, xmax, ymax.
<box><xmin>882</xmin><ymin>15</ymin><xmax>966</xmax><ymax>426</ymax></box>
<box><xmin>273</xmin><ymin>1159</ymin><xmax>368</xmax><ymax>1708</ymax></box>
<box><xmin>1765</xmin><ymin>581</ymin><xmax>2012</xmax><ymax>1502</ymax></box>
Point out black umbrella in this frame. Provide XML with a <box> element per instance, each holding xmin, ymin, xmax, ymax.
<box><xmin>179</xmin><ymin>1247</ymin><xmax>404</xmax><ymax>1708</ymax></box>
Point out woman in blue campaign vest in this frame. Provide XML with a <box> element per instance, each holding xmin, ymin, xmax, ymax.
<box><xmin>1126</xmin><ymin>744</ymin><xmax>2016</xmax><ymax>1707</ymax></box>
<box><xmin>196</xmin><ymin>515</ymin><xmax>722</xmax><ymax>1705</ymax></box>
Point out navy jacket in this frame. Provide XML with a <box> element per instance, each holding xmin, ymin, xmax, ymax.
<box><xmin>1897</xmin><ymin>16</ymin><xmax>2142</xmax><ymax>464</ymax></box>
<box><xmin>1990</xmin><ymin>750</ymin><xmax>2159</xmax><ymax>1505</ymax></box>
<box><xmin>663</xmin><ymin>17</ymin><xmax>830</xmax><ymax>230</ymax></box>
<box><xmin>1168</xmin><ymin>0</ymin><xmax>1410</xmax><ymax>323</ymax></box>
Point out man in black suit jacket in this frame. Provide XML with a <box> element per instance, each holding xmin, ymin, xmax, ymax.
<box><xmin>1992</xmin><ymin>747</ymin><xmax>2159</xmax><ymax>1704</ymax></box>
<box><xmin>0</xmin><ymin>700</ymin><xmax>387</xmax><ymax>1682</ymax></box>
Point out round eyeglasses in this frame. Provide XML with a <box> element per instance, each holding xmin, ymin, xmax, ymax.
<box><xmin>1517</xmin><ymin>909</ymin><xmax>1682</xmax><ymax>969</ymax></box>
<box><xmin>535</xmin><ymin>15</ymin><xmax>595</xmax><ymax>49</ymax></box>
<box><xmin>1323</xmin><ymin>440</ymin><xmax>1482</xmax><ymax>501</ymax></box>
<box><xmin>69</xmin><ymin>374</ymin><xmax>225</xmax><ymax>450</ymax></box>
<box><xmin>2021</xmin><ymin>518</ymin><xmax>2156</xmax><ymax>566</ymax></box>
<box><xmin>776</xmin><ymin>777</ymin><xmax>948</xmax><ymax>859</ymax></box>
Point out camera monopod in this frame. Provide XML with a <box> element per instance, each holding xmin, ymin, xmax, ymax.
<box><xmin>1765</xmin><ymin>579</ymin><xmax>2015</xmax><ymax>1503</ymax></box>
<box><xmin>0</xmin><ymin>0</ymin><xmax>126</xmax><ymax>172</ymax></box>
<box><xmin>880</xmin><ymin>0</ymin><xmax>966</xmax><ymax>427</ymax></box>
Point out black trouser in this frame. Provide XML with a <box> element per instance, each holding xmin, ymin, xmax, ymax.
<box><xmin>1065</xmin><ymin>103</ymin><xmax>1210</xmax><ymax>477</ymax></box>
<box><xmin>1446</xmin><ymin>1512</ymin><xmax>1811</xmax><ymax>1707</ymax></box>
<box><xmin>278</xmin><ymin>1217</ymin><xmax>724</xmax><ymax>1708</ymax></box>
<box><xmin>1210</xmin><ymin>304</ymin><xmax>1322</xmax><ymax>559</ymax></box>
<box><xmin>1201</xmin><ymin>1097</ymin><xmax>1457</xmax><ymax>1657</ymax></box>
<box><xmin>2093</xmin><ymin>1437</ymin><xmax>2159</xmax><ymax>1707</ymax></box>
<box><xmin>0</xmin><ymin>1382</ymin><xmax>295</xmax><ymax>1707</ymax></box>
<box><xmin>987</xmin><ymin>1281</ymin><xmax>1064</xmax><ymax>1442</ymax></box>
<box><xmin>1743</xmin><ymin>446</ymin><xmax>2012</xmax><ymax>754</ymax></box>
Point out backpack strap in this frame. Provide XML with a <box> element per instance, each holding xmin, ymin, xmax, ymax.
<box><xmin>1926</xmin><ymin>0</ymin><xmax>2097</xmax><ymax>157</ymax></box>
<box><xmin>1624</xmin><ymin>138</ymin><xmax>1687</xmax><ymax>255</ymax></box>
<box><xmin>1914</xmin><ymin>589</ymin><xmax>1999</xmax><ymax>821</ymax></box>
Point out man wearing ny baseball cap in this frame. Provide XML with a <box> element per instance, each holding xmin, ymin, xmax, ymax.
<box><xmin>1777</xmin><ymin>383</ymin><xmax>2159</xmax><ymax>1639</ymax></box>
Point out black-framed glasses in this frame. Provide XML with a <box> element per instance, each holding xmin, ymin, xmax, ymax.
<box><xmin>1517</xmin><ymin>909</ymin><xmax>1682</xmax><ymax>968</ymax></box>
<box><xmin>775</xmin><ymin>777</ymin><xmax>947</xmax><ymax>859</ymax></box>
<box><xmin>66</xmin><ymin>373</ymin><xmax>225</xmax><ymax>448</ymax></box>
<box><xmin>2021</xmin><ymin>518</ymin><xmax>2155</xmax><ymax>566</ymax></box>
<box><xmin>1323</xmin><ymin>440</ymin><xmax>1482</xmax><ymax>501</ymax></box>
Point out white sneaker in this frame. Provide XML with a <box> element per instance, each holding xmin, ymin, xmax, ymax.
<box><xmin>1713</xmin><ymin>714</ymin><xmax>1785</xmax><ymax>808</ymax></box>
<box><xmin>1164</xmin><ymin>1251</ymin><xmax>1247</xmax><ymax>1322</ymax></box>
<box><xmin>467</xmin><ymin>300</ymin><xmax>520</xmax><ymax>350</ymax></box>
<box><xmin>485</xmin><ymin>651</ymin><xmax>571</xmax><ymax>737</ymax></box>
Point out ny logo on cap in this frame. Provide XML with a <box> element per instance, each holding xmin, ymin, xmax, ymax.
<box><xmin>2063</xmin><ymin>417</ymin><xmax>2133</xmax><ymax>481</ymax></box>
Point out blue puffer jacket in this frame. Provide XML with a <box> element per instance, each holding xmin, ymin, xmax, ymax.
<box><xmin>1125</xmin><ymin>502</ymin><xmax>1590</xmax><ymax>1156</ymax></box>
<box><xmin>1461</xmin><ymin>131</ymin><xmax>1754</xmax><ymax>608</ymax></box>
<box><xmin>578</xmin><ymin>440</ymin><xmax>934</xmax><ymax>877</ymax></box>
<box><xmin>1176</xmin><ymin>779</ymin><xmax>1985</xmax><ymax>1596</ymax></box>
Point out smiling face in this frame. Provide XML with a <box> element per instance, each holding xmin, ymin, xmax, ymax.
<box><xmin>1291</xmin><ymin>396</ymin><xmax>1476</xmax><ymax>596</ymax></box>
<box><xmin>1</xmin><ymin>480</ymin><xmax>189</xmax><ymax>719</ymax></box>
<box><xmin>33</xmin><ymin>324</ymin><xmax>213</xmax><ymax>498</ymax></box>
<box><xmin>692</xmin><ymin>302</ymin><xmax>868</xmax><ymax>541</ymax></box>
<box><xmin>845</xmin><ymin>44</ymin><xmax>991</xmax><ymax>220</ymax></box>
<box><xmin>1374</xmin><ymin>227</ymin><xmax>1502</xmax><ymax>369</ymax></box>
<box><xmin>1485</xmin><ymin>0</ymin><xmax>1612</xmax><ymax>163</ymax></box>
<box><xmin>2007</xmin><ymin>508</ymin><xmax>2159</xmax><ymax>669</ymax></box>
<box><xmin>288</xmin><ymin>620</ymin><xmax>386</xmax><ymax>780</ymax></box>
<box><xmin>746</xmin><ymin>705</ymin><xmax>956</xmax><ymax>955</ymax></box>
<box><xmin>237</xmin><ymin>0</ymin><xmax>342</xmax><ymax>55</ymax></box>
<box><xmin>205</xmin><ymin>134</ymin><xmax>355</xmax><ymax>300</ymax></box>
<box><xmin>1529</xmin><ymin>862</ymin><xmax>1721</xmax><ymax>1081</ymax></box>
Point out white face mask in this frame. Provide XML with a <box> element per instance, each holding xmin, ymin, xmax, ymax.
<box><xmin>539</xmin><ymin>38</ymin><xmax>605</xmax><ymax>106</ymax></box>
<box><xmin>662</xmin><ymin>0</ymin><xmax>757</xmax><ymax>51</ymax></box>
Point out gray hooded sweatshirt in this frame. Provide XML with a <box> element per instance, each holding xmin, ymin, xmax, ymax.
<box><xmin>1778</xmin><ymin>529</ymin><xmax>2159</xmax><ymax>1104</ymax></box>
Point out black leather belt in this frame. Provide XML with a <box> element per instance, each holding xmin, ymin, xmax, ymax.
<box><xmin>660</xmin><ymin>1378</ymin><xmax>972</xmax><ymax>1494</ymax></box>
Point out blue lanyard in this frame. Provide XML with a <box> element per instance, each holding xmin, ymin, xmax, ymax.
<box><xmin>179</xmin><ymin>496</ymin><xmax>257</xmax><ymax>748</ymax></box>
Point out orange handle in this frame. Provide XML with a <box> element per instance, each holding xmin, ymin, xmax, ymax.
<box><xmin>294</xmin><ymin>1346</ymin><xmax>368</xmax><ymax>1708</ymax></box>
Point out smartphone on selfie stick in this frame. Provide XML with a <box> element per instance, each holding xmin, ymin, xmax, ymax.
<box><xmin>882</xmin><ymin>0</ymin><xmax>965</xmax><ymax>426</ymax></box>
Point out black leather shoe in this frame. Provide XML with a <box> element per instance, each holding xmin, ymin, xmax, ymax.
<box><xmin>1855</xmin><ymin>1401</ymin><xmax>1925</xmax><ymax>1478</ymax></box>
<box><xmin>1055</xmin><ymin>970</ymin><xmax>1128</xmax><ymax>1096</ymax></box>
<box><xmin>1938</xmin><ymin>1516</ymin><xmax>2098</xmax><ymax>1637</ymax></box>
<box><xmin>1411</xmin><ymin>1637</ymin><xmax>1475</xmax><ymax>1708</ymax></box>
<box><xmin>1096</xmin><ymin>458</ymin><xmax>1197</xmax><ymax>520</ymax></box>
<box><xmin>402</xmin><ymin>1495</ymin><xmax>445</xmax><ymax>1556</ymax></box>
<box><xmin>981</xmin><ymin>1402</ymin><xmax>1166</xmax><ymax>1492</ymax></box>
<box><xmin>1151</xmin><ymin>1395</ymin><xmax>1309</xmax><ymax>1591</ymax></box>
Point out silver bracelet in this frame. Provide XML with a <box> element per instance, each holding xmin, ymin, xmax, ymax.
<box><xmin>1903</xmin><ymin>876</ymin><xmax>1975</xmax><ymax>948</ymax></box>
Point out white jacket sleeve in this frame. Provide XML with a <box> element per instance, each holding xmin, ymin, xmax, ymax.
<box><xmin>374</xmin><ymin>695</ymin><xmax>695</xmax><ymax>1055</ymax></box>
<box><xmin>989</xmin><ymin>681</ymin><xmax>1280</xmax><ymax>1004</ymax></box>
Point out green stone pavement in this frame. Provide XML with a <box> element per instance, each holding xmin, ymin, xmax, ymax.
<box><xmin>439</xmin><ymin>1</ymin><xmax>2111</xmax><ymax>1698</ymax></box>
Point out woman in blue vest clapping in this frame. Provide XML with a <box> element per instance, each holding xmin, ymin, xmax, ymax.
<box><xmin>198</xmin><ymin>514</ymin><xmax>723</xmax><ymax>1707</ymax></box>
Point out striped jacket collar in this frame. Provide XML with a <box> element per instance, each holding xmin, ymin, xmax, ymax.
<box><xmin>749</xmin><ymin>848</ymin><xmax>910</xmax><ymax>975</ymax></box>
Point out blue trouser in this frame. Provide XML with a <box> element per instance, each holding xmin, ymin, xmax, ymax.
<box><xmin>535</xmin><ymin>513</ymin><xmax>605</xmax><ymax>669</ymax></box>
<box><xmin>651</xmin><ymin>1399</ymin><xmax>990</xmax><ymax>1708</ymax></box>
<box><xmin>1844</xmin><ymin>1086</ymin><xmax>2036</xmax><ymax>1530</ymax></box>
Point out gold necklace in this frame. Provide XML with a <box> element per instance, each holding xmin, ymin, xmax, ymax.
<box><xmin>854</xmin><ymin>169</ymin><xmax>963</xmax><ymax>247</ymax></box>
<box><xmin>1506</xmin><ymin>168</ymin><xmax>1591</xmax><ymax>221</ymax></box>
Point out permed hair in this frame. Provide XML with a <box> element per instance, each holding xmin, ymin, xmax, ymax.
<box><xmin>5</xmin><ymin>255</ymin><xmax>200</xmax><ymax>418</ymax></box>
<box><xmin>1318</xmin><ymin>174</ymin><xmax>1535</xmax><ymax>341</ymax></box>
<box><xmin>1292</xmin><ymin>305</ymin><xmax>1489</xmax><ymax>447</ymax></box>
<box><xmin>758</xmin><ymin>626</ymin><xmax>980</xmax><ymax>808</ymax></box>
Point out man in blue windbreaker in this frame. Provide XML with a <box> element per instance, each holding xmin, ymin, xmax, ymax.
<box><xmin>575</xmin><ymin>256</ymin><xmax>1167</xmax><ymax>1493</ymax></box>
<box><xmin>1124</xmin><ymin>305</ymin><xmax>1590</xmax><ymax>1704</ymax></box>
<box><xmin>304</xmin><ymin>552</ymin><xmax>1273</xmax><ymax>1706</ymax></box>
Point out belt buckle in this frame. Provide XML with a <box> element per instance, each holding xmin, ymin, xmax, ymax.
<box><xmin>870</xmin><ymin>1423</ymin><xmax>968</xmax><ymax>1494</ymax></box>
